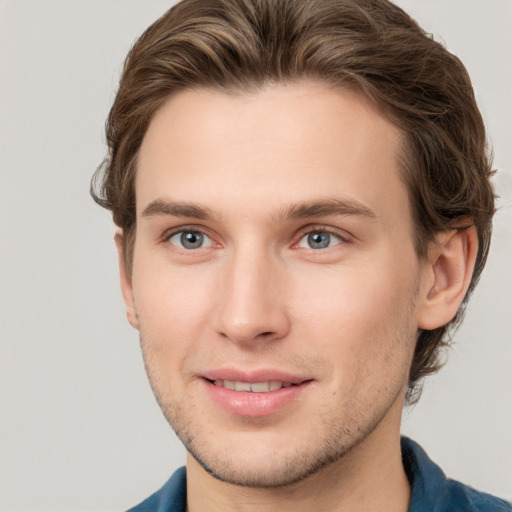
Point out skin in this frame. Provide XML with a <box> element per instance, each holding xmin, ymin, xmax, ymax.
<box><xmin>117</xmin><ymin>82</ymin><xmax>477</xmax><ymax>512</ymax></box>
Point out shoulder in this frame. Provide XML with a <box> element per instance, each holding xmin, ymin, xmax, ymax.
<box><xmin>402</xmin><ymin>437</ymin><xmax>511</xmax><ymax>512</ymax></box>
<box><xmin>126</xmin><ymin>467</ymin><xmax>187</xmax><ymax>512</ymax></box>
<box><xmin>443</xmin><ymin>479</ymin><xmax>512</xmax><ymax>512</ymax></box>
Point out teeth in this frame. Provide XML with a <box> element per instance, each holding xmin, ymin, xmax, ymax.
<box><xmin>235</xmin><ymin>381</ymin><xmax>251</xmax><ymax>392</ymax></box>
<box><xmin>250</xmin><ymin>382</ymin><xmax>270</xmax><ymax>392</ymax></box>
<box><xmin>223</xmin><ymin>380</ymin><xmax>236</xmax><ymax>390</ymax></box>
<box><xmin>212</xmin><ymin>380</ymin><xmax>295</xmax><ymax>392</ymax></box>
<box><xmin>269</xmin><ymin>381</ymin><xmax>282</xmax><ymax>391</ymax></box>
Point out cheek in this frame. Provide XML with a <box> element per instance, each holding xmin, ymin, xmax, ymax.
<box><xmin>132</xmin><ymin>264</ymin><xmax>216</xmax><ymax>398</ymax></box>
<box><xmin>131</xmin><ymin>256</ymin><xmax>216</xmax><ymax>351</ymax></box>
<box><xmin>308</xmin><ymin>280</ymin><xmax>417</xmax><ymax>419</ymax></box>
<box><xmin>292</xmin><ymin>262</ymin><xmax>419</xmax><ymax>375</ymax></box>
<box><xmin>295</xmin><ymin>264</ymin><xmax>415</xmax><ymax>330</ymax></box>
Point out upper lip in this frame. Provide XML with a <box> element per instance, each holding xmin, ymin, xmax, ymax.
<box><xmin>202</xmin><ymin>368</ymin><xmax>311</xmax><ymax>384</ymax></box>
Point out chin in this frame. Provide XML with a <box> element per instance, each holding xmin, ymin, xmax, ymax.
<box><xmin>187</xmin><ymin>444</ymin><xmax>347</xmax><ymax>488</ymax></box>
<box><xmin>173</xmin><ymin>412</ymin><xmax>379</xmax><ymax>489</ymax></box>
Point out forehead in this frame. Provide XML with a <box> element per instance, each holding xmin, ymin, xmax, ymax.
<box><xmin>136</xmin><ymin>81</ymin><xmax>408</xmax><ymax>225</ymax></box>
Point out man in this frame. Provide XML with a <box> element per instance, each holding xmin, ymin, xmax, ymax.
<box><xmin>91</xmin><ymin>0</ymin><xmax>510</xmax><ymax>510</ymax></box>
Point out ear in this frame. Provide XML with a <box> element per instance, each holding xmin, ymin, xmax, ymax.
<box><xmin>417</xmin><ymin>224</ymin><xmax>478</xmax><ymax>330</ymax></box>
<box><xmin>115</xmin><ymin>230</ymin><xmax>139</xmax><ymax>330</ymax></box>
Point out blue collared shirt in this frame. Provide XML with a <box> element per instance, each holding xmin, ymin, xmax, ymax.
<box><xmin>127</xmin><ymin>437</ymin><xmax>511</xmax><ymax>511</ymax></box>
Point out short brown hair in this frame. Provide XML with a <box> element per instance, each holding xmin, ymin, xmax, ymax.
<box><xmin>91</xmin><ymin>0</ymin><xmax>495</xmax><ymax>403</ymax></box>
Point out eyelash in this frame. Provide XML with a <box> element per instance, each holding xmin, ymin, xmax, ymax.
<box><xmin>294</xmin><ymin>226</ymin><xmax>351</xmax><ymax>250</ymax></box>
<box><xmin>162</xmin><ymin>225</ymin><xmax>217</xmax><ymax>250</ymax></box>
<box><xmin>161</xmin><ymin>225</ymin><xmax>352</xmax><ymax>251</ymax></box>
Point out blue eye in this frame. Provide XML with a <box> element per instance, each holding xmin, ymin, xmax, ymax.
<box><xmin>298</xmin><ymin>231</ymin><xmax>343</xmax><ymax>249</ymax></box>
<box><xmin>168</xmin><ymin>230</ymin><xmax>213</xmax><ymax>249</ymax></box>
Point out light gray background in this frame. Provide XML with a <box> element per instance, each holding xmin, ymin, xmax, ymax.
<box><xmin>0</xmin><ymin>1</ymin><xmax>510</xmax><ymax>510</ymax></box>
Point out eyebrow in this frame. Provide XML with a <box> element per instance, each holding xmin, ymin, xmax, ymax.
<box><xmin>275</xmin><ymin>198</ymin><xmax>377</xmax><ymax>222</ymax></box>
<box><xmin>141</xmin><ymin>199</ymin><xmax>214</xmax><ymax>220</ymax></box>
<box><xmin>141</xmin><ymin>197</ymin><xmax>376</xmax><ymax>222</ymax></box>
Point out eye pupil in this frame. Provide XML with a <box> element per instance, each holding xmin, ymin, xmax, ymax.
<box><xmin>181</xmin><ymin>231</ymin><xmax>204</xmax><ymax>249</ymax></box>
<box><xmin>308</xmin><ymin>232</ymin><xmax>330</xmax><ymax>249</ymax></box>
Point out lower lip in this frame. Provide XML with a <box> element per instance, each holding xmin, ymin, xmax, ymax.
<box><xmin>203</xmin><ymin>379</ymin><xmax>312</xmax><ymax>418</ymax></box>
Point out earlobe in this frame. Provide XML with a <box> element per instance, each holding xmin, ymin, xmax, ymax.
<box><xmin>115</xmin><ymin>230</ymin><xmax>139</xmax><ymax>330</ymax></box>
<box><xmin>417</xmin><ymin>224</ymin><xmax>478</xmax><ymax>330</ymax></box>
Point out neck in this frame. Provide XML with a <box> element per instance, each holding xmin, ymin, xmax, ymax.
<box><xmin>186</xmin><ymin>402</ymin><xmax>410</xmax><ymax>512</ymax></box>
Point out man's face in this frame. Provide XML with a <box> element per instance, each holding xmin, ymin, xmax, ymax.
<box><xmin>121</xmin><ymin>82</ymin><xmax>433</xmax><ymax>487</ymax></box>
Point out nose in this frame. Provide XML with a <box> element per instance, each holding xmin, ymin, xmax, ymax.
<box><xmin>213</xmin><ymin>247</ymin><xmax>290</xmax><ymax>346</ymax></box>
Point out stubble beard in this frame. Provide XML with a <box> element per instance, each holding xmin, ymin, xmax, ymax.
<box><xmin>170</xmin><ymin>394</ymin><xmax>403</xmax><ymax>488</ymax></box>
<box><xmin>138</xmin><ymin>288</ymin><xmax>418</xmax><ymax>489</ymax></box>
<box><xmin>141</xmin><ymin>344</ymin><xmax>409</xmax><ymax>489</ymax></box>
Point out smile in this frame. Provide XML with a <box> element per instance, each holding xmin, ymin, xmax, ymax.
<box><xmin>211</xmin><ymin>380</ymin><xmax>296</xmax><ymax>392</ymax></box>
<box><xmin>203</xmin><ymin>375</ymin><xmax>313</xmax><ymax>417</ymax></box>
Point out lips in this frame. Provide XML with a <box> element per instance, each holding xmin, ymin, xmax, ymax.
<box><xmin>201</xmin><ymin>369</ymin><xmax>313</xmax><ymax>417</ymax></box>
